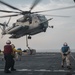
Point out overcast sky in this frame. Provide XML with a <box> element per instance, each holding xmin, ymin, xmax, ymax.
<box><xmin>0</xmin><ymin>0</ymin><xmax>75</xmax><ymax>52</ymax></box>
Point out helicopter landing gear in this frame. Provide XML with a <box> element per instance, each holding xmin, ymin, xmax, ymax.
<box><xmin>25</xmin><ymin>35</ymin><xmax>36</xmax><ymax>55</ymax></box>
<box><xmin>43</xmin><ymin>28</ymin><xmax>46</xmax><ymax>32</ymax></box>
<box><xmin>28</xmin><ymin>35</ymin><xmax>31</xmax><ymax>39</ymax></box>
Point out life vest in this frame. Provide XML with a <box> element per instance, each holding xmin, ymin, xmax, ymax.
<box><xmin>4</xmin><ymin>45</ymin><xmax>13</xmax><ymax>54</ymax></box>
<box><xmin>61</xmin><ymin>46</ymin><xmax>69</xmax><ymax>53</ymax></box>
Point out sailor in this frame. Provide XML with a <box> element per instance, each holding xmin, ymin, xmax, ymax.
<box><xmin>0</xmin><ymin>50</ymin><xmax>4</xmax><ymax>61</ymax></box>
<box><xmin>11</xmin><ymin>44</ymin><xmax>22</xmax><ymax>64</ymax></box>
<box><xmin>0</xmin><ymin>49</ymin><xmax>1</xmax><ymax>53</ymax></box>
<box><xmin>17</xmin><ymin>48</ymin><xmax>22</xmax><ymax>61</ymax></box>
<box><xmin>61</xmin><ymin>42</ymin><xmax>71</xmax><ymax>69</ymax></box>
<box><xmin>3</xmin><ymin>40</ymin><xmax>14</xmax><ymax>73</ymax></box>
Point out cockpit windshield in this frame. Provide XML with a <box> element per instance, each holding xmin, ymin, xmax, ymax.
<box><xmin>37</xmin><ymin>15</ymin><xmax>47</xmax><ymax>21</ymax></box>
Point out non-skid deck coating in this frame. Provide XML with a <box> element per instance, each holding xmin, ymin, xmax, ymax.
<box><xmin>0</xmin><ymin>52</ymin><xmax>75</xmax><ymax>75</ymax></box>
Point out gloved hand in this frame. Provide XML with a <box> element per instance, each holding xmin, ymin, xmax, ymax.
<box><xmin>63</xmin><ymin>53</ymin><xmax>67</xmax><ymax>56</ymax></box>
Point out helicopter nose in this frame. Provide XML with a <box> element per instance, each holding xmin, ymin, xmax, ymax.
<box><xmin>43</xmin><ymin>25</ymin><xmax>48</xmax><ymax>32</ymax></box>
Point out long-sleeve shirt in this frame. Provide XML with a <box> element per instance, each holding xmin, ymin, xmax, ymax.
<box><xmin>12</xmin><ymin>48</ymin><xmax>22</xmax><ymax>57</ymax></box>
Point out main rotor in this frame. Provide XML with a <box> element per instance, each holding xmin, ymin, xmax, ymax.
<box><xmin>0</xmin><ymin>0</ymin><xmax>42</xmax><ymax>17</ymax></box>
<box><xmin>0</xmin><ymin>0</ymin><xmax>75</xmax><ymax>18</ymax></box>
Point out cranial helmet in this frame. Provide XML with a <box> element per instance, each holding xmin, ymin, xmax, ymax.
<box><xmin>63</xmin><ymin>42</ymin><xmax>68</xmax><ymax>46</ymax></box>
<box><xmin>17</xmin><ymin>48</ymin><xmax>21</xmax><ymax>50</ymax></box>
<box><xmin>6</xmin><ymin>40</ymin><xmax>11</xmax><ymax>44</ymax></box>
<box><xmin>11</xmin><ymin>44</ymin><xmax>15</xmax><ymax>48</ymax></box>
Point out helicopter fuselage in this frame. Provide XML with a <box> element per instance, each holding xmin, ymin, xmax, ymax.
<box><xmin>2</xmin><ymin>14</ymin><xmax>48</xmax><ymax>39</ymax></box>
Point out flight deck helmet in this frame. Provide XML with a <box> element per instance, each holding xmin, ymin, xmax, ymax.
<box><xmin>6</xmin><ymin>40</ymin><xmax>11</xmax><ymax>44</ymax></box>
<box><xmin>63</xmin><ymin>42</ymin><xmax>68</xmax><ymax>46</ymax></box>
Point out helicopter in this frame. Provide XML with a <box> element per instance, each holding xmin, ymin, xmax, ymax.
<box><xmin>0</xmin><ymin>0</ymin><xmax>75</xmax><ymax>39</ymax></box>
<box><xmin>0</xmin><ymin>14</ymin><xmax>53</xmax><ymax>39</ymax></box>
<box><xmin>0</xmin><ymin>0</ymin><xmax>54</xmax><ymax>39</ymax></box>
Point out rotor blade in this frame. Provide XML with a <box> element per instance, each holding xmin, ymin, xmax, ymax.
<box><xmin>0</xmin><ymin>14</ymin><xmax>21</xmax><ymax>18</ymax></box>
<box><xmin>0</xmin><ymin>0</ymin><xmax>23</xmax><ymax>12</ymax></box>
<box><xmin>6</xmin><ymin>17</ymin><xmax>11</xmax><ymax>25</ymax></box>
<box><xmin>0</xmin><ymin>9</ymin><xmax>20</xmax><ymax>13</ymax></box>
<box><xmin>39</xmin><ymin>14</ymin><xmax>70</xmax><ymax>18</ymax></box>
<box><xmin>0</xmin><ymin>26</ymin><xmax>3</xmax><ymax>30</ymax></box>
<box><xmin>33</xmin><ymin>5</ymin><xmax>75</xmax><ymax>13</ymax></box>
<box><xmin>0</xmin><ymin>23</ymin><xmax>4</xmax><ymax>26</ymax></box>
<box><xmin>30</xmin><ymin>0</ymin><xmax>41</xmax><ymax>11</ymax></box>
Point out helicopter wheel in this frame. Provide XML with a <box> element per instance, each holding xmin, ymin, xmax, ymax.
<box><xmin>28</xmin><ymin>35</ymin><xmax>31</xmax><ymax>39</ymax></box>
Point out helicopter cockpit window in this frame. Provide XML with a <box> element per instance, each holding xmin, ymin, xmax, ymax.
<box><xmin>37</xmin><ymin>15</ymin><xmax>48</xmax><ymax>29</ymax></box>
<box><xmin>37</xmin><ymin>15</ymin><xmax>46</xmax><ymax>21</ymax></box>
<box><xmin>38</xmin><ymin>15</ymin><xmax>48</xmax><ymax>24</ymax></box>
<box><xmin>38</xmin><ymin>16</ymin><xmax>46</xmax><ymax>21</ymax></box>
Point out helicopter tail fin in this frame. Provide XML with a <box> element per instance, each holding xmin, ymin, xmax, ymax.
<box><xmin>0</xmin><ymin>22</ymin><xmax>7</xmax><ymax>35</ymax></box>
<box><xmin>0</xmin><ymin>17</ymin><xmax>11</xmax><ymax>36</ymax></box>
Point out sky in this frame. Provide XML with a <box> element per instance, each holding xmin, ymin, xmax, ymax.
<box><xmin>0</xmin><ymin>0</ymin><xmax>75</xmax><ymax>52</ymax></box>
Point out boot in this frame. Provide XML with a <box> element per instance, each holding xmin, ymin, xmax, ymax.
<box><xmin>67</xmin><ymin>66</ymin><xmax>72</xmax><ymax>70</ymax></box>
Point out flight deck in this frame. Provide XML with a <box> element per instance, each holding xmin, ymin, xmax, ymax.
<box><xmin>0</xmin><ymin>52</ymin><xmax>75</xmax><ymax>75</ymax></box>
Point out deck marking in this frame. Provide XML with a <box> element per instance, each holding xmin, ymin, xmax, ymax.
<box><xmin>34</xmin><ymin>69</ymin><xmax>51</xmax><ymax>72</ymax></box>
<box><xmin>0</xmin><ymin>69</ymin><xmax>75</xmax><ymax>72</ymax></box>
<box><xmin>17</xmin><ymin>69</ymin><xmax>31</xmax><ymax>71</ymax></box>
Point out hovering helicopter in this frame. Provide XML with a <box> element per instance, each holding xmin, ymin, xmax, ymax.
<box><xmin>0</xmin><ymin>0</ymin><xmax>54</xmax><ymax>39</ymax></box>
<box><xmin>0</xmin><ymin>14</ymin><xmax>53</xmax><ymax>39</ymax></box>
<box><xmin>0</xmin><ymin>0</ymin><xmax>75</xmax><ymax>39</ymax></box>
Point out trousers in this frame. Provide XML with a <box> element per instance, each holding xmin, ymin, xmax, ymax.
<box><xmin>4</xmin><ymin>54</ymin><xmax>15</xmax><ymax>71</ymax></box>
<box><xmin>61</xmin><ymin>53</ymin><xmax>71</xmax><ymax>66</ymax></box>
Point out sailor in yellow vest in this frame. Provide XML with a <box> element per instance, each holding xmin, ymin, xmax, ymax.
<box><xmin>11</xmin><ymin>44</ymin><xmax>22</xmax><ymax>69</ymax></box>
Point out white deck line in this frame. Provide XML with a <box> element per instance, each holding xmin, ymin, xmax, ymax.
<box><xmin>0</xmin><ymin>69</ymin><xmax>74</xmax><ymax>72</ymax></box>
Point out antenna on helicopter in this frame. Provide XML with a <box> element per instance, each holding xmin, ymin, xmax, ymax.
<box><xmin>6</xmin><ymin>17</ymin><xmax>11</xmax><ymax>27</ymax></box>
<box><xmin>48</xmin><ymin>26</ymin><xmax>54</xmax><ymax>28</ymax></box>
